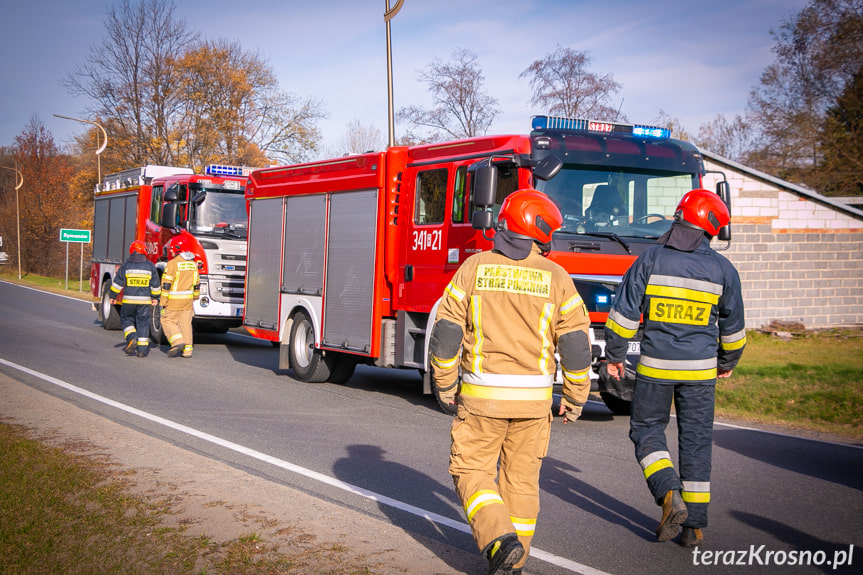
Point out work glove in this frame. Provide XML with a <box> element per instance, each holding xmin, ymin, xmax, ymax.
<box><xmin>433</xmin><ymin>379</ymin><xmax>459</xmax><ymax>415</ymax></box>
<box><xmin>559</xmin><ymin>396</ymin><xmax>583</xmax><ymax>424</ymax></box>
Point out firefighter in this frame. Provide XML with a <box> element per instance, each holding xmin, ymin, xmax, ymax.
<box><xmin>160</xmin><ymin>237</ymin><xmax>200</xmax><ymax>358</ymax></box>
<box><xmin>110</xmin><ymin>240</ymin><xmax>160</xmax><ymax>357</ymax></box>
<box><xmin>605</xmin><ymin>189</ymin><xmax>746</xmax><ymax>548</ymax></box>
<box><xmin>430</xmin><ymin>189</ymin><xmax>592</xmax><ymax>575</ymax></box>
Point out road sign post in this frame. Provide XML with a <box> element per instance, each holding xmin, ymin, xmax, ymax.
<box><xmin>59</xmin><ymin>229</ymin><xmax>91</xmax><ymax>291</ymax></box>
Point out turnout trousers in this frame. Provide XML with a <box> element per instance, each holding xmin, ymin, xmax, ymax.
<box><xmin>162</xmin><ymin>308</ymin><xmax>194</xmax><ymax>356</ymax></box>
<box><xmin>629</xmin><ymin>379</ymin><xmax>715</xmax><ymax>528</ymax></box>
<box><xmin>449</xmin><ymin>408</ymin><xmax>552</xmax><ymax>569</ymax></box>
<box><xmin>120</xmin><ymin>303</ymin><xmax>152</xmax><ymax>355</ymax></box>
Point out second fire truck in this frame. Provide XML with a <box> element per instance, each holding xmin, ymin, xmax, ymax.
<box><xmin>242</xmin><ymin>116</ymin><xmax>730</xmax><ymax>414</ymax></box>
<box><xmin>91</xmin><ymin>164</ymin><xmax>250</xmax><ymax>341</ymax></box>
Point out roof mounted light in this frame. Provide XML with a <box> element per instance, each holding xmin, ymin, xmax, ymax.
<box><xmin>532</xmin><ymin>115</ymin><xmax>671</xmax><ymax>140</ymax></box>
<box><xmin>205</xmin><ymin>164</ymin><xmax>254</xmax><ymax>177</ymax></box>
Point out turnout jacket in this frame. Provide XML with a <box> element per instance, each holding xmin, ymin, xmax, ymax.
<box><xmin>160</xmin><ymin>252</ymin><xmax>200</xmax><ymax>311</ymax></box>
<box><xmin>431</xmin><ymin>244</ymin><xmax>592</xmax><ymax>419</ymax></box>
<box><xmin>110</xmin><ymin>252</ymin><xmax>160</xmax><ymax>305</ymax></box>
<box><xmin>605</xmin><ymin>236</ymin><xmax>746</xmax><ymax>384</ymax></box>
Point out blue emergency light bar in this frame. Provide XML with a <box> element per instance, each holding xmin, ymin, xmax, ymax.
<box><xmin>532</xmin><ymin>115</ymin><xmax>671</xmax><ymax>140</ymax></box>
<box><xmin>205</xmin><ymin>164</ymin><xmax>253</xmax><ymax>177</ymax></box>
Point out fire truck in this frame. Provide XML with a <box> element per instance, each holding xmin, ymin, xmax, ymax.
<box><xmin>242</xmin><ymin>116</ymin><xmax>730</xmax><ymax>414</ymax></box>
<box><xmin>91</xmin><ymin>164</ymin><xmax>250</xmax><ymax>341</ymax></box>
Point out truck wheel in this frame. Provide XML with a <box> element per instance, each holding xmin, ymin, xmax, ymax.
<box><xmin>329</xmin><ymin>353</ymin><xmax>357</xmax><ymax>384</ymax></box>
<box><xmin>99</xmin><ymin>280</ymin><xmax>121</xmax><ymax>330</ymax></box>
<box><xmin>288</xmin><ymin>310</ymin><xmax>333</xmax><ymax>383</ymax></box>
<box><xmin>149</xmin><ymin>304</ymin><xmax>166</xmax><ymax>344</ymax></box>
<box><xmin>600</xmin><ymin>391</ymin><xmax>631</xmax><ymax>416</ymax></box>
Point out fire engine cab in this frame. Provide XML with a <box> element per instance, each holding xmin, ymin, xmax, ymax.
<box><xmin>91</xmin><ymin>164</ymin><xmax>251</xmax><ymax>341</ymax></box>
<box><xmin>243</xmin><ymin>116</ymin><xmax>730</xmax><ymax>414</ymax></box>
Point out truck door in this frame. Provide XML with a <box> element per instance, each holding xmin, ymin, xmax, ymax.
<box><xmin>400</xmin><ymin>165</ymin><xmax>452</xmax><ymax>312</ymax></box>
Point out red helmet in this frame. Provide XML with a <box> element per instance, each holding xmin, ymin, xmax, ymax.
<box><xmin>169</xmin><ymin>237</ymin><xmax>189</xmax><ymax>258</ymax></box>
<box><xmin>498</xmin><ymin>189</ymin><xmax>563</xmax><ymax>244</ymax></box>
<box><xmin>675</xmin><ymin>189</ymin><xmax>730</xmax><ymax>236</ymax></box>
<box><xmin>129</xmin><ymin>240</ymin><xmax>146</xmax><ymax>255</ymax></box>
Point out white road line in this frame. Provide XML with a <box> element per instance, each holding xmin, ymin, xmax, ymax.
<box><xmin>0</xmin><ymin>357</ymin><xmax>611</xmax><ymax>575</ymax></box>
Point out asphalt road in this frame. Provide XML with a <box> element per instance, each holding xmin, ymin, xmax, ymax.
<box><xmin>1</xmin><ymin>280</ymin><xmax>861</xmax><ymax>575</ymax></box>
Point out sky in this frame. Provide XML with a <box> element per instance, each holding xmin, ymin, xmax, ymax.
<box><xmin>0</xmin><ymin>0</ymin><xmax>811</xmax><ymax>159</ymax></box>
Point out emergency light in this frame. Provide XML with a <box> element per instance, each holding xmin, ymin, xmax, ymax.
<box><xmin>532</xmin><ymin>115</ymin><xmax>671</xmax><ymax>140</ymax></box>
<box><xmin>205</xmin><ymin>164</ymin><xmax>254</xmax><ymax>177</ymax></box>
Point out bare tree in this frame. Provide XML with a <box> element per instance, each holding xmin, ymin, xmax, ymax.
<box><xmin>520</xmin><ymin>46</ymin><xmax>624</xmax><ymax>121</ymax></box>
<box><xmin>62</xmin><ymin>0</ymin><xmax>197</xmax><ymax>166</ymax></box>
<box><xmin>695</xmin><ymin>114</ymin><xmax>758</xmax><ymax>163</ymax></box>
<box><xmin>340</xmin><ymin>120</ymin><xmax>384</xmax><ymax>155</ymax></box>
<box><xmin>397</xmin><ymin>48</ymin><xmax>500</xmax><ymax>142</ymax></box>
<box><xmin>747</xmin><ymin>0</ymin><xmax>863</xmax><ymax>188</ymax></box>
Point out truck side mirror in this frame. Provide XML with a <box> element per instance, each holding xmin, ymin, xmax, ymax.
<box><xmin>471</xmin><ymin>210</ymin><xmax>495</xmax><ymax>230</ymax></box>
<box><xmin>533</xmin><ymin>153</ymin><xmax>562</xmax><ymax>181</ymax></box>
<box><xmin>161</xmin><ymin>203</ymin><xmax>178</xmax><ymax>229</ymax></box>
<box><xmin>472</xmin><ymin>163</ymin><xmax>497</xmax><ymax>209</ymax></box>
<box><xmin>716</xmin><ymin>180</ymin><xmax>731</xmax><ymax>242</ymax></box>
<box><xmin>164</xmin><ymin>184</ymin><xmax>179</xmax><ymax>202</ymax></box>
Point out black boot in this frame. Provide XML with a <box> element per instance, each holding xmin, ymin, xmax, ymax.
<box><xmin>485</xmin><ymin>534</ymin><xmax>524</xmax><ymax>575</ymax></box>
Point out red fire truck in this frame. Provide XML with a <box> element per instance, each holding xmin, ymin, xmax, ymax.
<box><xmin>242</xmin><ymin>116</ymin><xmax>730</xmax><ymax>414</ymax></box>
<box><xmin>91</xmin><ymin>164</ymin><xmax>251</xmax><ymax>341</ymax></box>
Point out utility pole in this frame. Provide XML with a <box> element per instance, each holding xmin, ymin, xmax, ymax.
<box><xmin>385</xmin><ymin>0</ymin><xmax>404</xmax><ymax>148</ymax></box>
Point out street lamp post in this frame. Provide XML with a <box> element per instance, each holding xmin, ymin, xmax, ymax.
<box><xmin>384</xmin><ymin>0</ymin><xmax>404</xmax><ymax>148</ymax></box>
<box><xmin>0</xmin><ymin>165</ymin><xmax>23</xmax><ymax>279</ymax></box>
<box><xmin>53</xmin><ymin>114</ymin><xmax>108</xmax><ymax>184</ymax></box>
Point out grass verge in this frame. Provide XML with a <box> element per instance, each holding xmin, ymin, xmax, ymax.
<box><xmin>0</xmin><ymin>422</ymin><xmax>374</xmax><ymax>575</ymax></box>
<box><xmin>716</xmin><ymin>329</ymin><xmax>863</xmax><ymax>440</ymax></box>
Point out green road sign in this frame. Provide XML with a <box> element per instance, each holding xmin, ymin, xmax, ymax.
<box><xmin>59</xmin><ymin>228</ymin><xmax>91</xmax><ymax>243</ymax></box>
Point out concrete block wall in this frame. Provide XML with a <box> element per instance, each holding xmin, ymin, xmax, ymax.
<box><xmin>702</xmin><ymin>155</ymin><xmax>863</xmax><ymax>330</ymax></box>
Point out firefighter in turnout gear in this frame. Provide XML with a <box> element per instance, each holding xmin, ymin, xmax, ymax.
<box><xmin>110</xmin><ymin>240</ymin><xmax>160</xmax><ymax>357</ymax></box>
<box><xmin>430</xmin><ymin>190</ymin><xmax>592</xmax><ymax>574</ymax></box>
<box><xmin>160</xmin><ymin>237</ymin><xmax>200</xmax><ymax>358</ymax></box>
<box><xmin>605</xmin><ymin>189</ymin><xmax>746</xmax><ymax>548</ymax></box>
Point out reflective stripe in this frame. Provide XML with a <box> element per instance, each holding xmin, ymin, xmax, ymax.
<box><xmin>470</xmin><ymin>296</ymin><xmax>483</xmax><ymax>374</ymax></box>
<box><xmin>122</xmin><ymin>295</ymin><xmax>154</xmax><ymax>304</ymax></box>
<box><xmin>460</xmin><ymin>383</ymin><xmax>553</xmax><ymax>401</ymax></box>
<box><xmin>562</xmin><ymin>367</ymin><xmax>590</xmax><ymax>383</ymax></box>
<box><xmin>638</xmin><ymin>354</ymin><xmax>717</xmax><ymax>381</ymax></box>
<box><xmin>640</xmin><ymin>450</ymin><xmax>672</xmax><ymax>469</ymax></box>
<box><xmin>643</xmin><ymin>459</ymin><xmax>673</xmax><ymax>479</ymax></box>
<box><xmin>123</xmin><ymin>326</ymin><xmax>135</xmax><ymax>337</ymax></box>
<box><xmin>537</xmin><ymin>302</ymin><xmax>553</xmax><ymax>375</ymax></box>
<box><xmin>462</xmin><ymin>372</ymin><xmax>554</xmax><ymax>388</ymax></box>
<box><xmin>465</xmin><ymin>489</ymin><xmax>504</xmax><ymax>521</ymax></box>
<box><xmin>560</xmin><ymin>293</ymin><xmax>584</xmax><ymax>315</ymax></box>
<box><xmin>169</xmin><ymin>289</ymin><xmax>195</xmax><ymax>297</ymax></box>
<box><xmin>606</xmin><ymin>309</ymin><xmax>639</xmax><ymax>338</ymax></box>
<box><xmin>431</xmin><ymin>354</ymin><xmax>459</xmax><ymax>369</ymax></box>
<box><xmin>445</xmin><ymin>281</ymin><xmax>466</xmax><ymax>302</ymax></box>
<box><xmin>169</xmin><ymin>333</ymin><xmax>183</xmax><ymax>345</ymax></box>
<box><xmin>720</xmin><ymin>328</ymin><xmax>747</xmax><ymax>351</ymax></box>
<box><xmin>647</xmin><ymin>274</ymin><xmax>723</xmax><ymax>300</ymax></box>
<box><xmin>511</xmin><ymin>516</ymin><xmax>536</xmax><ymax>537</ymax></box>
<box><xmin>682</xmin><ymin>481</ymin><xmax>711</xmax><ymax>503</ymax></box>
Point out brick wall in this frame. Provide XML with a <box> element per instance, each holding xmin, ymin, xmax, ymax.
<box><xmin>701</xmin><ymin>153</ymin><xmax>863</xmax><ymax>330</ymax></box>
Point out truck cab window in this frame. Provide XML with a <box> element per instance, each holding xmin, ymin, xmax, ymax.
<box><xmin>150</xmin><ymin>185</ymin><xmax>163</xmax><ymax>224</ymax></box>
<box><xmin>452</xmin><ymin>166</ymin><xmax>468</xmax><ymax>223</ymax></box>
<box><xmin>415</xmin><ymin>169</ymin><xmax>448</xmax><ymax>225</ymax></box>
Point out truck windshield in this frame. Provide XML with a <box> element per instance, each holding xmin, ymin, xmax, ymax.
<box><xmin>188</xmin><ymin>189</ymin><xmax>248</xmax><ymax>239</ymax></box>
<box><xmin>535</xmin><ymin>166</ymin><xmax>698</xmax><ymax>239</ymax></box>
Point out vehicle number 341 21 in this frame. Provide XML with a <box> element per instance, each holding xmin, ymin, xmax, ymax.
<box><xmin>412</xmin><ymin>229</ymin><xmax>442</xmax><ymax>251</ymax></box>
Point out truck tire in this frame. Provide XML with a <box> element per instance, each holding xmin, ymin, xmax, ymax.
<box><xmin>329</xmin><ymin>353</ymin><xmax>357</xmax><ymax>384</ymax></box>
<box><xmin>99</xmin><ymin>280</ymin><xmax>121</xmax><ymax>330</ymax></box>
<box><xmin>600</xmin><ymin>391</ymin><xmax>631</xmax><ymax>416</ymax></box>
<box><xmin>288</xmin><ymin>309</ymin><xmax>333</xmax><ymax>383</ymax></box>
<box><xmin>150</xmin><ymin>304</ymin><xmax>166</xmax><ymax>344</ymax></box>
